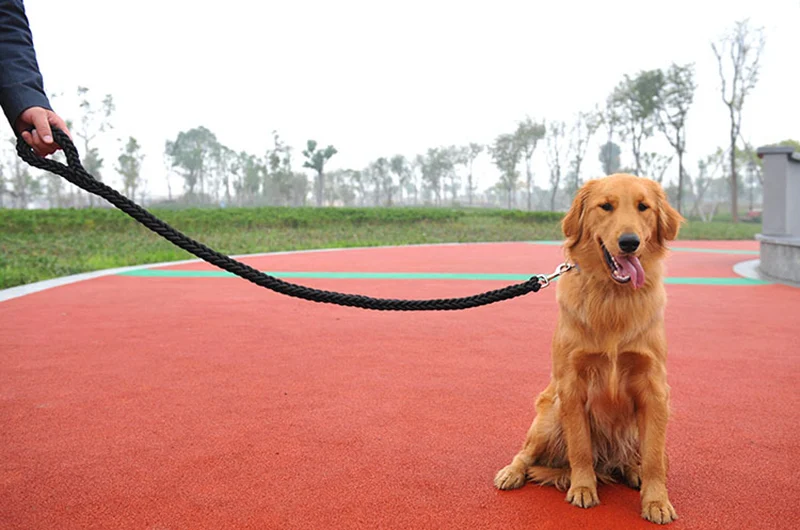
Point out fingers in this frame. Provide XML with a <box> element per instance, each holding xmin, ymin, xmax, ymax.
<box><xmin>16</xmin><ymin>107</ymin><xmax>70</xmax><ymax>157</ymax></box>
<box><xmin>30</xmin><ymin>109</ymin><xmax>54</xmax><ymax>145</ymax></box>
<box><xmin>21</xmin><ymin>128</ymin><xmax>54</xmax><ymax>157</ymax></box>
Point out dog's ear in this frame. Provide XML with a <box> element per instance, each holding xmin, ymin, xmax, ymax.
<box><xmin>563</xmin><ymin>179</ymin><xmax>596</xmax><ymax>249</ymax></box>
<box><xmin>650</xmin><ymin>181</ymin><xmax>684</xmax><ymax>244</ymax></box>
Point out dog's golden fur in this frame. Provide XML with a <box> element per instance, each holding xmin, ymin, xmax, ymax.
<box><xmin>494</xmin><ymin>174</ymin><xmax>684</xmax><ymax>525</ymax></box>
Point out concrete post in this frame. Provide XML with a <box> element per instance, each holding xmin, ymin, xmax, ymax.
<box><xmin>755</xmin><ymin>145</ymin><xmax>800</xmax><ymax>283</ymax></box>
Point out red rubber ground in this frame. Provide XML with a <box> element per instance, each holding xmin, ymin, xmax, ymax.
<box><xmin>1</xmin><ymin>242</ymin><xmax>798</xmax><ymax>529</ymax></box>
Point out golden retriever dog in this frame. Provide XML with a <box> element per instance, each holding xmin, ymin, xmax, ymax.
<box><xmin>494</xmin><ymin>174</ymin><xmax>684</xmax><ymax>525</ymax></box>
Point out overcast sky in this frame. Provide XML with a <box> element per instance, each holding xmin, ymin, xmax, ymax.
<box><xmin>18</xmin><ymin>0</ymin><xmax>800</xmax><ymax>200</ymax></box>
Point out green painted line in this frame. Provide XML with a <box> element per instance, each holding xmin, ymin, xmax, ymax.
<box><xmin>663</xmin><ymin>277</ymin><xmax>769</xmax><ymax>285</ymax></box>
<box><xmin>530</xmin><ymin>241</ymin><xmax>759</xmax><ymax>255</ymax></box>
<box><xmin>117</xmin><ymin>269</ymin><xmax>770</xmax><ymax>285</ymax></box>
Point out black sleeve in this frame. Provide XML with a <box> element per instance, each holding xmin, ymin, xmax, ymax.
<box><xmin>0</xmin><ymin>0</ymin><xmax>52</xmax><ymax>132</ymax></box>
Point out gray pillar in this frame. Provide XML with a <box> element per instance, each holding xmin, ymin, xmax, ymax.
<box><xmin>755</xmin><ymin>145</ymin><xmax>800</xmax><ymax>283</ymax></box>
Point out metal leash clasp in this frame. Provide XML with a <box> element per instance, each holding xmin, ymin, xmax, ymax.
<box><xmin>536</xmin><ymin>262</ymin><xmax>575</xmax><ymax>288</ymax></box>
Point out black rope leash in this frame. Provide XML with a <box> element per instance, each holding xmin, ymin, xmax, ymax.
<box><xmin>16</xmin><ymin>128</ymin><xmax>570</xmax><ymax>311</ymax></box>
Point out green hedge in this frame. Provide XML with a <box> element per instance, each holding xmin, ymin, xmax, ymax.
<box><xmin>0</xmin><ymin>206</ymin><xmax>567</xmax><ymax>234</ymax></box>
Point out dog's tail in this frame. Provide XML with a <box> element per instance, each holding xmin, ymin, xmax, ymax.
<box><xmin>526</xmin><ymin>466</ymin><xmax>618</xmax><ymax>492</ymax></box>
<box><xmin>526</xmin><ymin>466</ymin><xmax>571</xmax><ymax>491</ymax></box>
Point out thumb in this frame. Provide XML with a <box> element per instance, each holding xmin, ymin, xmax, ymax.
<box><xmin>31</xmin><ymin>110</ymin><xmax>54</xmax><ymax>144</ymax></box>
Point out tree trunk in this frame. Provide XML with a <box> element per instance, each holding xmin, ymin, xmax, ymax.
<box><xmin>730</xmin><ymin>127</ymin><xmax>738</xmax><ymax>223</ymax></box>
<box><xmin>316</xmin><ymin>171</ymin><xmax>324</xmax><ymax>207</ymax></box>
<box><xmin>468</xmin><ymin>159</ymin><xmax>474</xmax><ymax>206</ymax></box>
<box><xmin>631</xmin><ymin>127</ymin><xmax>642</xmax><ymax>176</ymax></box>
<box><xmin>677</xmin><ymin>149</ymin><xmax>684</xmax><ymax>214</ymax></box>
<box><xmin>525</xmin><ymin>157</ymin><xmax>532</xmax><ymax>211</ymax></box>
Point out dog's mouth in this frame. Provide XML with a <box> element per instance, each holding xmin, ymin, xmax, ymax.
<box><xmin>600</xmin><ymin>240</ymin><xmax>645</xmax><ymax>289</ymax></box>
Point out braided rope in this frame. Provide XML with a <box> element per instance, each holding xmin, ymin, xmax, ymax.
<box><xmin>16</xmin><ymin>128</ymin><xmax>547</xmax><ymax>311</ymax></box>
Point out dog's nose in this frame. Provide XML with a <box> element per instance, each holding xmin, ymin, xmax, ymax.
<box><xmin>618</xmin><ymin>233</ymin><xmax>640</xmax><ymax>253</ymax></box>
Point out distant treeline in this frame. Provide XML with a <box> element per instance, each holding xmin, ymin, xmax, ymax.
<box><xmin>1</xmin><ymin>19</ymin><xmax>797</xmax><ymax>222</ymax></box>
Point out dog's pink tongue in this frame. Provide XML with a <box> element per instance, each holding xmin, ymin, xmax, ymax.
<box><xmin>617</xmin><ymin>255</ymin><xmax>646</xmax><ymax>289</ymax></box>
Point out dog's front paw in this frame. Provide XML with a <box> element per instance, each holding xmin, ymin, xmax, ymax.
<box><xmin>642</xmin><ymin>498</ymin><xmax>678</xmax><ymax>524</ymax></box>
<box><xmin>494</xmin><ymin>465</ymin><xmax>526</xmax><ymax>490</ymax></box>
<box><xmin>566</xmin><ymin>485</ymin><xmax>599</xmax><ymax>508</ymax></box>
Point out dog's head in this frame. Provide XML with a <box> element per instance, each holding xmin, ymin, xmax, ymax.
<box><xmin>562</xmin><ymin>174</ymin><xmax>683</xmax><ymax>289</ymax></box>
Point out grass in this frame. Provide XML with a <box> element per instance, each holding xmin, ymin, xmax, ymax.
<box><xmin>0</xmin><ymin>206</ymin><xmax>761</xmax><ymax>289</ymax></box>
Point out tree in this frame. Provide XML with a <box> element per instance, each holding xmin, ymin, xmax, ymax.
<box><xmin>655</xmin><ymin>63</ymin><xmax>696</xmax><ymax>214</ymax></box>
<box><xmin>711</xmin><ymin>18</ymin><xmax>765</xmax><ymax>222</ymax></box>
<box><xmin>566</xmin><ymin>110</ymin><xmax>601</xmax><ymax>197</ymax></box>
<box><xmin>267</xmin><ymin>135</ymin><xmax>308</xmax><ymax>208</ymax></box>
<box><xmin>4</xmin><ymin>139</ymin><xmax>41</xmax><ymax>208</ymax></box>
<box><xmin>419</xmin><ymin>148</ymin><xmax>451</xmax><ymax>205</ymax></box>
<box><xmin>641</xmin><ymin>152</ymin><xmax>674</xmax><ymax>185</ymax></box>
<box><xmin>349</xmin><ymin>169</ymin><xmax>367</xmax><ymax>206</ymax></box>
<box><xmin>610</xmin><ymin>70</ymin><xmax>663</xmax><ymax>176</ymax></box>
<box><xmin>116</xmin><ymin>137</ymin><xmax>145</xmax><ymax>200</ymax></box>
<box><xmin>445</xmin><ymin>146</ymin><xmax>466</xmax><ymax>204</ymax></box>
<box><xmin>412</xmin><ymin>155</ymin><xmax>425</xmax><ymax>205</ymax></box>
<box><xmin>75</xmin><ymin>87</ymin><xmax>115</xmax><ymax>207</ymax></box>
<box><xmin>490</xmin><ymin>133</ymin><xmax>522</xmax><ymax>209</ymax></box>
<box><xmin>390</xmin><ymin>155</ymin><xmax>410</xmax><ymax>205</ymax></box>
<box><xmin>302</xmin><ymin>140</ymin><xmax>337</xmax><ymax>207</ymax></box>
<box><xmin>236</xmin><ymin>152</ymin><xmax>264</xmax><ymax>203</ymax></box>
<box><xmin>598</xmin><ymin>99</ymin><xmax>621</xmax><ymax>176</ymax></box>
<box><xmin>266</xmin><ymin>131</ymin><xmax>294</xmax><ymax>206</ymax></box>
<box><xmin>288</xmin><ymin>172</ymin><xmax>309</xmax><ymax>206</ymax></box>
<box><xmin>371</xmin><ymin>157</ymin><xmax>392</xmax><ymax>206</ymax></box>
<box><xmin>599</xmin><ymin>141</ymin><xmax>622</xmax><ymax>175</ymax></box>
<box><xmin>210</xmin><ymin>144</ymin><xmax>237</xmax><ymax>205</ymax></box>
<box><xmin>736</xmin><ymin>144</ymin><xmax>763</xmax><ymax>211</ymax></box>
<box><xmin>691</xmin><ymin>148</ymin><xmax>726</xmax><ymax>221</ymax></box>
<box><xmin>165</xmin><ymin>126</ymin><xmax>219</xmax><ymax>199</ymax></box>
<box><xmin>774</xmin><ymin>139</ymin><xmax>800</xmax><ymax>152</ymax></box>
<box><xmin>321</xmin><ymin>169</ymin><xmax>355</xmax><ymax>206</ymax></box>
<box><xmin>465</xmin><ymin>143</ymin><xmax>483</xmax><ymax>206</ymax></box>
<box><xmin>515</xmin><ymin>117</ymin><xmax>547</xmax><ymax>210</ymax></box>
<box><xmin>161</xmin><ymin>152</ymin><xmax>174</xmax><ymax>202</ymax></box>
<box><xmin>546</xmin><ymin>121</ymin><xmax>567</xmax><ymax>211</ymax></box>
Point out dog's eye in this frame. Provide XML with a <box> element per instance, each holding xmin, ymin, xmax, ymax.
<box><xmin>600</xmin><ymin>203</ymin><xmax>613</xmax><ymax>212</ymax></box>
<box><xmin>638</xmin><ymin>203</ymin><xmax>649</xmax><ymax>212</ymax></box>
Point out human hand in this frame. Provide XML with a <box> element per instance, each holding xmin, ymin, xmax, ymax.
<box><xmin>15</xmin><ymin>106</ymin><xmax>71</xmax><ymax>157</ymax></box>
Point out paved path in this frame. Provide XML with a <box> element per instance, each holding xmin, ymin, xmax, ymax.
<box><xmin>1</xmin><ymin>241</ymin><xmax>797</xmax><ymax>529</ymax></box>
